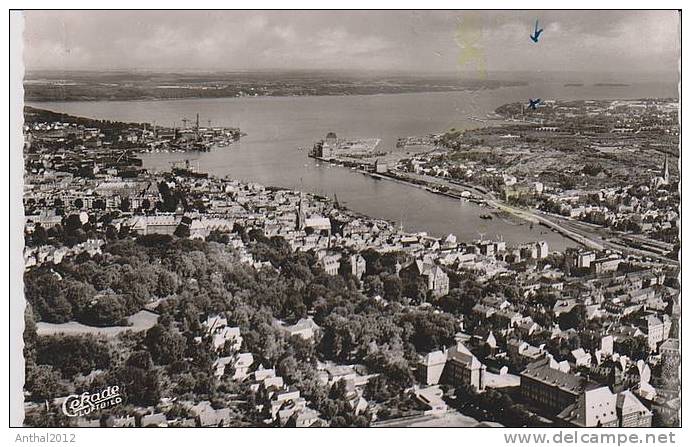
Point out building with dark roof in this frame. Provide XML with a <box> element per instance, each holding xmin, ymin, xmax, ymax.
<box><xmin>520</xmin><ymin>358</ymin><xmax>587</xmax><ymax>414</ymax></box>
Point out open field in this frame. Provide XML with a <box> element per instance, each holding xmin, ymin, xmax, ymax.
<box><xmin>36</xmin><ymin>310</ymin><xmax>159</xmax><ymax>337</ymax></box>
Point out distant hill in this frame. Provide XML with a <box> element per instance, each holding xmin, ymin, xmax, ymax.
<box><xmin>23</xmin><ymin>71</ymin><xmax>527</xmax><ymax>102</ymax></box>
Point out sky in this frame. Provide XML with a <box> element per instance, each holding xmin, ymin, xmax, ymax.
<box><xmin>22</xmin><ymin>10</ymin><xmax>680</xmax><ymax>75</ymax></box>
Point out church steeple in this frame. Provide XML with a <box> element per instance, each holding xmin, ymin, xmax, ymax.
<box><xmin>296</xmin><ymin>194</ymin><xmax>306</xmax><ymax>231</ymax></box>
<box><xmin>663</xmin><ymin>154</ymin><xmax>670</xmax><ymax>184</ymax></box>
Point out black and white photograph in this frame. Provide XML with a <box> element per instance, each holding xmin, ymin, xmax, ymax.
<box><xmin>7</xmin><ymin>7</ymin><xmax>683</xmax><ymax>437</ymax></box>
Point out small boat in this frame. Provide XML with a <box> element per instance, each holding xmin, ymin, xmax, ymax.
<box><xmin>479</xmin><ymin>213</ymin><xmax>493</xmax><ymax>220</ymax></box>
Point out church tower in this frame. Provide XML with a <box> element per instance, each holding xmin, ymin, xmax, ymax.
<box><xmin>296</xmin><ymin>194</ymin><xmax>306</xmax><ymax>231</ymax></box>
<box><xmin>663</xmin><ymin>154</ymin><xmax>670</xmax><ymax>184</ymax></box>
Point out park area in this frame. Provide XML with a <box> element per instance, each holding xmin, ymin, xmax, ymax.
<box><xmin>35</xmin><ymin>310</ymin><xmax>159</xmax><ymax>337</ymax></box>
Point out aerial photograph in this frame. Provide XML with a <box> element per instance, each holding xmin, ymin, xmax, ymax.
<box><xmin>12</xmin><ymin>10</ymin><xmax>680</xmax><ymax>430</ymax></box>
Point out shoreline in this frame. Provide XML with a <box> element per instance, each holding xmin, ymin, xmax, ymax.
<box><xmin>309</xmin><ymin>154</ymin><xmax>677</xmax><ymax>265</ymax></box>
<box><xmin>311</xmin><ymin>154</ymin><xmax>590</xmax><ymax>249</ymax></box>
<box><xmin>143</xmin><ymin>150</ymin><xmax>674</xmax><ymax>265</ymax></box>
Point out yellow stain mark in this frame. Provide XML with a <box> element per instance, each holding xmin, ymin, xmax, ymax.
<box><xmin>455</xmin><ymin>16</ymin><xmax>487</xmax><ymax>79</ymax></box>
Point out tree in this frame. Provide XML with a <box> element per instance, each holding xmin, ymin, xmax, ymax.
<box><xmin>136</xmin><ymin>233</ymin><xmax>173</xmax><ymax>248</ymax></box>
<box><xmin>363</xmin><ymin>275</ymin><xmax>384</xmax><ymax>297</ymax></box>
<box><xmin>289</xmin><ymin>334</ymin><xmax>316</xmax><ymax>362</ymax></box>
<box><xmin>116</xmin><ymin>270</ymin><xmax>153</xmax><ymax>309</ymax></box>
<box><xmin>23</xmin><ymin>407</ymin><xmax>72</xmax><ymax>428</ymax></box>
<box><xmin>24</xmin><ymin>304</ymin><xmax>38</xmax><ymax>350</ymax></box>
<box><xmin>617</xmin><ymin>336</ymin><xmax>649</xmax><ymax>361</ymax></box>
<box><xmin>207</xmin><ymin>230</ymin><xmax>230</xmax><ymax>244</ymax></box>
<box><xmin>36</xmin><ymin>335</ymin><xmax>111</xmax><ymax>379</ymax></box>
<box><xmin>80</xmin><ymin>294</ymin><xmax>127</xmax><ymax>327</ymax></box>
<box><xmin>105</xmin><ymin>225</ymin><xmax>118</xmax><ymax>240</ymax></box>
<box><xmin>44</xmin><ymin>291</ymin><xmax>73</xmax><ymax>323</ymax></box>
<box><xmin>25</xmin><ymin>365</ymin><xmax>64</xmax><ymax>402</ymax></box>
<box><xmin>156</xmin><ymin>269</ymin><xmax>180</xmax><ymax>297</ymax></box>
<box><xmin>63</xmin><ymin>213</ymin><xmax>84</xmax><ymax>236</ymax></box>
<box><xmin>558</xmin><ymin>304</ymin><xmax>587</xmax><ymax>331</ymax></box>
<box><xmin>402</xmin><ymin>274</ymin><xmax>428</xmax><ymax>304</ymax></box>
<box><xmin>382</xmin><ymin>275</ymin><xmax>402</xmax><ymax>302</ymax></box>
<box><xmin>126</xmin><ymin>350</ymin><xmax>154</xmax><ymax>370</ymax></box>
<box><xmin>90</xmin><ymin>264</ymin><xmax>121</xmax><ymax>290</ymax></box>
<box><xmin>319</xmin><ymin>314</ymin><xmax>355</xmax><ymax>362</ymax></box>
<box><xmin>580</xmin><ymin>330</ymin><xmax>601</xmax><ymax>353</ymax></box>
<box><xmin>329</xmin><ymin>379</ymin><xmax>348</xmax><ymax>400</ymax></box>
<box><xmin>47</xmin><ymin>223</ymin><xmax>64</xmax><ymax>239</ymax></box>
<box><xmin>363</xmin><ymin>374</ymin><xmax>391</xmax><ymax>402</ymax></box>
<box><xmin>119</xmin><ymin>197</ymin><xmax>131</xmax><ymax>212</ymax></box>
<box><xmin>404</xmin><ymin>311</ymin><xmax>457</xmax><ymax>353</ymax></box>
<box><xmin>62</xmin><ymin>280</ymin><xmax>96</xmax><ymax>317</ymax></box>
<box><xmin>157</xmin><ymin>181</ymin><xmax>181</xmax><ymax>212</ymax></box>
<box><xmin>364</xmin><ymin>349</ymin><xmax>414</xmax><ymax>392</ymax></box>
<box><xmin>113</xmin><ymin>352</ymin><xmax>161</xmax><ymax>406</ymax></box>
<box><xmin>277</xmin><ymin>355</ymin><xmax>300</xmax><ymax>384</ymax></box>
<box><xmin>174</xmin><ymin>223</ymin><xmax>190</xmax><ymax>238</ymax></box>
<box><xmin>437</xmin><ymin>288</ymin><xmax>474</xmax><ymax>316</ymax></box>
<box><xmin>144</xmin><ymin>324</ymin><xmax>186</xmax><ymax>365</ymax></box>
<box><xmin>24</xmin><ymin>272</ymin><xmax>73</xmax><ymax>323</ymax></box>
<box><xmin>31</xmin><ymin>224</ymin><xmax>49</xmax><ymax>246</ymax></box>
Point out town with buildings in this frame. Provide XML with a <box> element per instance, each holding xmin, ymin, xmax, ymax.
<box><xmin>312</xmin><ymin>99</ymin><xmax>679</xmax><ymax>264</ymax></box>
<box><xmin>21</xmin><ymin>98</ymin><xmax>680</xmax><ymax>428</ymax></box>
<box><xmin>24</xmin><ymin>106</ymin><xmax>242</xmax><ymax>155</ymax></box>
